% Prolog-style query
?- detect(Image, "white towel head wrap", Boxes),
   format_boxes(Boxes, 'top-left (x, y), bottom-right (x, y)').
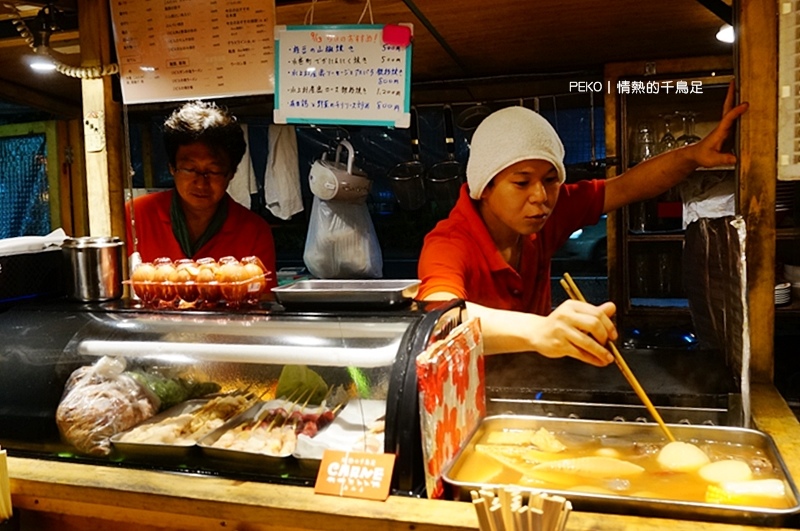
top-left (466, 106), bottom-right (566, 199)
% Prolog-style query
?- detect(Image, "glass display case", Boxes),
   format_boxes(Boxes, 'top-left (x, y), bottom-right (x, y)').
top-left (0, 299), bottom-right (464, 497)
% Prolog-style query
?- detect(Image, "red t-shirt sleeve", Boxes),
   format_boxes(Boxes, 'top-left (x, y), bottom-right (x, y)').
top-left (417, 232), bottom-right (469, 300)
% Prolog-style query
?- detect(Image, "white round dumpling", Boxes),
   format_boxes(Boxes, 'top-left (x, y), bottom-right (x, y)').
top-left (699, 459), bottom-right (753, 484)
top-left (657, 441), bottom-right (711, 472)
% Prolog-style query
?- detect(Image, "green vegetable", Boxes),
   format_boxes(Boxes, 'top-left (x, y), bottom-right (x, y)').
top-left (276, 365), bottom-right (328, 404)
top-left (347, 366), bottom-right (371, 398)
top-left (127, 370), bottom-right (220, 411)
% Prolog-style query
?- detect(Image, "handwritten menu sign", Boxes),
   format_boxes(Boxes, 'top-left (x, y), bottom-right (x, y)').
top-left (109, 0), bottom-right (275, 104)
top-left (274, 25), bottom-right (412, 128)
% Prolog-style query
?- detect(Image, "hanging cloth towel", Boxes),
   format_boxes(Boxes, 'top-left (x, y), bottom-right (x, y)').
top-left (264, 124), bottom-right (303, 220)
top-left (227, 124), bottom-right (258, 208)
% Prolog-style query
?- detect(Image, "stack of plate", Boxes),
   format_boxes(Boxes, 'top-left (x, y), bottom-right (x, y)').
top-left (775, 282), bottom-right (791, 306)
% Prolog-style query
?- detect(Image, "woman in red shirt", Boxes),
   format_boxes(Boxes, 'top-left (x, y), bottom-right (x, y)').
top-left (125, 101), bottom-right (277, 290)
top-left (418, 85), bottom-right (747, 366)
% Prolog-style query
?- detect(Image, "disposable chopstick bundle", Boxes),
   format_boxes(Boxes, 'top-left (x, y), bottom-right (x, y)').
top-left (470, 487), bottom-right (571, 531)
top-left (0, 445), bottom-right (11, 522)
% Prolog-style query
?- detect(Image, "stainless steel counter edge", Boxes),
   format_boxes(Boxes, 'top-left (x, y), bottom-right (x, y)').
top-left (7, 384), bottom-right (800, 531)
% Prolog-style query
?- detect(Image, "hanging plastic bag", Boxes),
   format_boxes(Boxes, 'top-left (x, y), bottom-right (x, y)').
top-left (303, 195), bottom-right (383, 279)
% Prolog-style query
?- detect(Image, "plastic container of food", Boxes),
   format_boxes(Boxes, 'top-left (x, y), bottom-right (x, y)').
top-left (128, 255), bottom-right (270, 309)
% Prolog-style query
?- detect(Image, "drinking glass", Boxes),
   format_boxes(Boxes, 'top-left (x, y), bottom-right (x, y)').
top-left (675, 112), bottom-right (701, 147)
top-left (657, 114), bottom-right (676, 154)
top-left (631, 121), bottom-right (656, 165)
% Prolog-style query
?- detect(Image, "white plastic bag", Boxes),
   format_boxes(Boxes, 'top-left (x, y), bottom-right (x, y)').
top-left (303, 196), bottom-right (383, 278)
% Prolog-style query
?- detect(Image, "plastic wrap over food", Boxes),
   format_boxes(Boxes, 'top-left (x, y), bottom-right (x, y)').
top-left (56, 356), bottom-right (158, 455)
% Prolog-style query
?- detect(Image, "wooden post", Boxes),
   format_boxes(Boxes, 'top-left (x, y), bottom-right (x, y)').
top-left (738, 1), bottom-right (778, 383)
top-left (78, 0), bottom-right (126, 240)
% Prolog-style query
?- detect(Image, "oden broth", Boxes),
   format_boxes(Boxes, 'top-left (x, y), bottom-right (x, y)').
top-left (450, 425), bottom-right (794, 509)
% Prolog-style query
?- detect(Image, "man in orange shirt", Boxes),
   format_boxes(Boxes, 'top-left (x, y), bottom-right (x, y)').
top-left (418, 86), bottom-right (747, 366)
top-left (125, 100), bottom-right (277, 289)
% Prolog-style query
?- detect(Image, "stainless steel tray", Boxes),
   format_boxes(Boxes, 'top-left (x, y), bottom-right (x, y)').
top-left (197, 401), bottom-right (293, 474)
top-left (272, 279), bottom-right (420, 306)
top-left (110, 399), bottom-right (209, 460)
top-left (442, 415), bottom-right (800, 526)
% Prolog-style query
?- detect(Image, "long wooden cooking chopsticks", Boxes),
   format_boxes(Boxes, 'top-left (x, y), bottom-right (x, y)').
top-left (560, 273), bottom-right (676, 442)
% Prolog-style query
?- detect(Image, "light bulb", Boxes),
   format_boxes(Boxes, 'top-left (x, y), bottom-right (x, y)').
top-left (716, 24), bottom-right (734, 43)
top-left (29, 60), bottom-right (56, 72)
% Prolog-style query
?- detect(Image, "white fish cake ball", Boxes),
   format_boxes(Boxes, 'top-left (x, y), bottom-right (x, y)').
top-left (657, 441), bottom-right (711, 472)
top-left (699, 459), bottom-right (753, 484)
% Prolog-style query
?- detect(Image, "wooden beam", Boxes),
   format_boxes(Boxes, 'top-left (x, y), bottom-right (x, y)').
top-left (44, 120), bottom-right (61, 230)
top-left (68, 117), bottom-right (89, 236)
top-left (0, 78), bottom-right (80, 117)
top-left (78, 0), bottom-right (125, 239)
top-left (738, 0), bottom-right (778, 383)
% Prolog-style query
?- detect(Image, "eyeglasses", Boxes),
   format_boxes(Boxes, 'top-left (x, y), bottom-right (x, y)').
top-left (175, 167), bottom-right (230, 183)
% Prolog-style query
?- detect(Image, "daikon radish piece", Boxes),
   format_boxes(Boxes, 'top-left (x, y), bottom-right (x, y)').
top-left (530, 427), bottom-right (566, 453)
top-left (698, 459), bottom-right (753, 484)
top-left (705, 479), bottom-right (787, 507)
top-left (523, 447), bottom-right (573, 464)
top-left (657, 441), bottom-right (710, 472)
top-left (532, 456), bottom-right (645, 478)
top-left (474, 444), bottom-right (538, 478)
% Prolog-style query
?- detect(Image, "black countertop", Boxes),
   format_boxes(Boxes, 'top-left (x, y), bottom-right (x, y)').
top-left (484, 347), bottom-right (738, 416)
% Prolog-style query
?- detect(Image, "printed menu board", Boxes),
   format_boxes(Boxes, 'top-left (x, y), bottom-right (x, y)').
top-left (110, 0), bottom-right (275, 104)
top-left (273, 25), bottom-right (412, 128)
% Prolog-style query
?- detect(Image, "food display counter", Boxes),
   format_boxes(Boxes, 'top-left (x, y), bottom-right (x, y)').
top-left (0, 297), bottom-right (463, 498)
top-left (2, 299), bottom-right (800, 530)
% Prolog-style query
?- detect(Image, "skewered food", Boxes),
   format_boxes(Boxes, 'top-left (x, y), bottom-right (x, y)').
top-left (208, 398), bottom-right (337, 456)
top-left (118, 393), bottom-right (254, 445)
top-left (275, 365), bottom-right (328, 405)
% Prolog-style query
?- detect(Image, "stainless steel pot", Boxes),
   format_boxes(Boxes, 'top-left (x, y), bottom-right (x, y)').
top-left (62, 236), bottom-right (124, 301)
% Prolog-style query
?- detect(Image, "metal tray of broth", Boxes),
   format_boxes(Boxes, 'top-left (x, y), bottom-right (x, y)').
top-left (442, 415), bottom-right (800, 526)
top-left (271, 279), bottom-right (420, 307)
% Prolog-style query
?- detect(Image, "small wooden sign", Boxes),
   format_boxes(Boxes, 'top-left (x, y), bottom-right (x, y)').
top-left (314, 450), bottom-right (396, 501)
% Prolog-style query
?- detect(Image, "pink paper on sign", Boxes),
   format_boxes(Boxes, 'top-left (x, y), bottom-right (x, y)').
top-left (382, 24), bottom-right (412, 47)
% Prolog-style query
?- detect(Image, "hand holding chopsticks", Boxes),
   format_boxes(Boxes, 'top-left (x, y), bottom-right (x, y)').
top-left (560, 273), bottom-right (676, 443)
